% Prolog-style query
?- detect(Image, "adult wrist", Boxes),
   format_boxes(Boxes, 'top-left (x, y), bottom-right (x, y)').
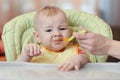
top-left (107, 39), bottom-right (114, 56)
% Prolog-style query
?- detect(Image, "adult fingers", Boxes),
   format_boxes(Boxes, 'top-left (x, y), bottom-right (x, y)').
top-left (79, 43), bottom-right (95, 52)
top-left (73, 32), bottom-right (86, 40)
top-left (78, 39), bottom-right (96, 46)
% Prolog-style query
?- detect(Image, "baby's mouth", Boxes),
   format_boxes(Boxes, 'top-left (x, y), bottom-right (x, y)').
top-left (54, 38), bottom-right (63, 43)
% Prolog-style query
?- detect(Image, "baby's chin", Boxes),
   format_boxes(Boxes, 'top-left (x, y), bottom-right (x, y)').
top-left (46, 43), bottom-right (69, 51)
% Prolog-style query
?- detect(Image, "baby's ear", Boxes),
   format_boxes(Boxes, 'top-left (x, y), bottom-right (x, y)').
top-left (33, 31), bottom-right (41, 43)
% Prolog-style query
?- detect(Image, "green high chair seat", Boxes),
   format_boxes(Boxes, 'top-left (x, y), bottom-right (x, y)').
top-left (2, 10), bottom-right (113, 62)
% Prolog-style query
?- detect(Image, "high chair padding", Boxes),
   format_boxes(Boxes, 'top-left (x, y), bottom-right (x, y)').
top-left (2, 10), bottom-right (113, 62)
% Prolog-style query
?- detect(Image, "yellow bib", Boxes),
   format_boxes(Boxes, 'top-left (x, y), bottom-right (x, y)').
top-left (31, 44), bottom-right (79, 64)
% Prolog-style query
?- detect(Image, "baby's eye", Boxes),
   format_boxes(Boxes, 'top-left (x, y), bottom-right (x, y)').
top-left (60, 28), bottom-right (67, 30)
top-left (45, 29), bottom-right (52, 32)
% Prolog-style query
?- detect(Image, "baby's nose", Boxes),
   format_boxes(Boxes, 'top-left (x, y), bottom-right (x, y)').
top-left (54, 35), bottom-right (62, 37)
top-left (53, 30), bottom-right (61, 37)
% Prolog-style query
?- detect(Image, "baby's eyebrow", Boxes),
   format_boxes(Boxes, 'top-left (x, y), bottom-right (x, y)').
top-left (59, 24), bottom-right (68, 27)
top-left (44, 25), bottom-right (52, 28)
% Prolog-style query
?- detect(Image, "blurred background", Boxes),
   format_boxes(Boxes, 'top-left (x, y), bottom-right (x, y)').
top-left (0, 0), bottom-right (120, 61)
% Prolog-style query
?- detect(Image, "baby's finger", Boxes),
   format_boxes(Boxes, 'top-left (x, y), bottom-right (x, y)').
top-left (25, 45), bottom-right (30, 53)
top-left (57, 63), bottom-right (66, 71)
top-left (37, 45), bottom-right (44, 55)
top-left (29, 44), bottom-right (34, 56)
top-left (36, 45), bottom-right (40, 54)
top-left (74, 65), bottom-right (80, 71)
top-left (57, 63), bottom-right (64, 70)
top-left (33, 44), bottom-right (37, 55)
top-left (61, 64), bottom-right (70, 71)
top-left (64, 63), bottom-right (74, 71)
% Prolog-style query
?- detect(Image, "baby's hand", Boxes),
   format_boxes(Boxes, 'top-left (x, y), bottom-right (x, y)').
top-left (57, 55), bottom-right (81, 71)
top-left (24, 43), bottom-right (43, 57)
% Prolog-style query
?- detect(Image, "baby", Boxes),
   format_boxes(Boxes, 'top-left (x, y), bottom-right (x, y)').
top-left (16, 6), bottom-right (89, 71)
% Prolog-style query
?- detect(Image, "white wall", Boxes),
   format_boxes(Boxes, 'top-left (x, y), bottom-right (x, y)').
top-left (99, 0), bottom-right (120, 27)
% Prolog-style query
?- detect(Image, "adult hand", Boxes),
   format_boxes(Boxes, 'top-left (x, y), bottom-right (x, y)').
top-left (73, 31), bottom-right (112, 55)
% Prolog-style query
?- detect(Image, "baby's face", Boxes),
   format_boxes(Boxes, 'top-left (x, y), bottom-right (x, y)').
top-left (36, 14), bottom-right (71, 51)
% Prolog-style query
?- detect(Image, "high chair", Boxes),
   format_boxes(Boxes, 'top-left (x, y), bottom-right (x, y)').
top-left (2, 10), bottom-right (113, 62)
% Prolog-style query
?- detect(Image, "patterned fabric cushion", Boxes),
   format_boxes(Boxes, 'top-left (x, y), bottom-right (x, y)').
top-left (0, 32), bottom-right (4, 55)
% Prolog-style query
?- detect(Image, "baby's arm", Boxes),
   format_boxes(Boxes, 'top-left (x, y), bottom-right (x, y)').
top-left (16, 43), bottom-right (43, 62)
top-left (58, 53), bottom-right (89, 71)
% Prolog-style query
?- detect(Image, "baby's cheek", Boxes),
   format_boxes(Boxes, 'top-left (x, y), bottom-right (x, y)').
top-left (64, 34), bottom-right (70, 38)
top-left (63, 41), bottom-right (69, 47)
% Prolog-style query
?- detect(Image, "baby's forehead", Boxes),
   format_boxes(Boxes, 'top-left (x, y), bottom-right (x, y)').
top-left (34, 11), bottom-right (67, 26)
top-left (35, 13), bottom-right (67, 24)
top-left (37, 12), bottom-right (66, 19)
